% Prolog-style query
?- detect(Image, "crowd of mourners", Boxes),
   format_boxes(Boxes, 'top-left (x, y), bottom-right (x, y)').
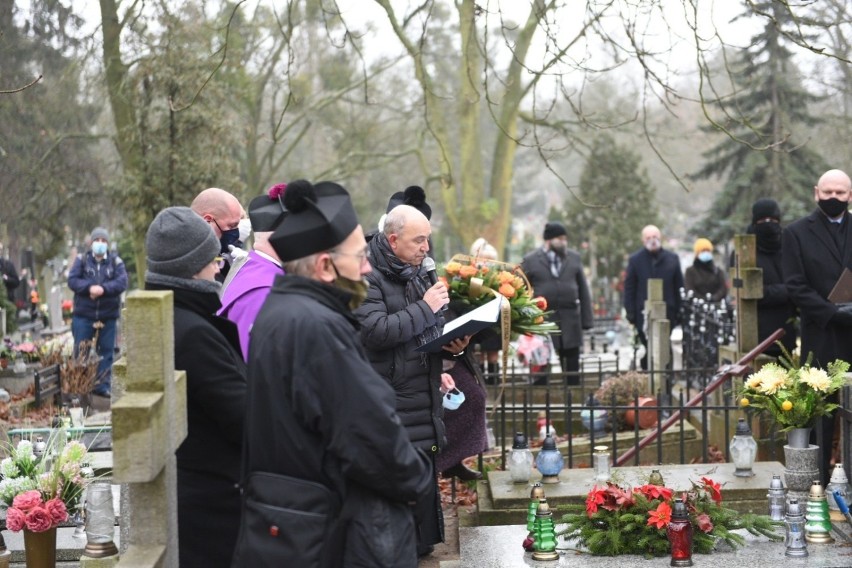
top-left (2, 167), bottom-right (848, 567)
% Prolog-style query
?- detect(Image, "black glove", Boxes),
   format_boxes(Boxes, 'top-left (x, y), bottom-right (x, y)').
top-left (832, 303), bottom-right (852, 326)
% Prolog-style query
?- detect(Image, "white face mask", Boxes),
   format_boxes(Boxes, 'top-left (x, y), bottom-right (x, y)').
top-left (238, 218), bottom-right (252, 243)
top-left (644, 237), bottom-right (661, 252)
top-left (92, 242), bottom-right (108, 256)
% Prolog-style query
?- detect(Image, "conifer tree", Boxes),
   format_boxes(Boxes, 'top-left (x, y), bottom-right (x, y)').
top-left (692, 1), bottom-right (828, 241)
top-left (564, 134), bottom-right (659, 282)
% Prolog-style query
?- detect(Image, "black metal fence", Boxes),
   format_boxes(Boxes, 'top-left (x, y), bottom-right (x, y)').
top-left (477, 359), bottom-right (808, 473)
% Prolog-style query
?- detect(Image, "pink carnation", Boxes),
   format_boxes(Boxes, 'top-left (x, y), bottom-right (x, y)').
top-left (268, 183), bottom-right (287, 199)
top-left (5, 507), bottom-right (24, 532)
top-left (696, 512), bottom-right (714, 533)
top-left (12, 490), bottom-right (43, 512)
top-left (24, 507), bottom-right (53, 532)
top-left (44, 498), bottom-right (68, 524)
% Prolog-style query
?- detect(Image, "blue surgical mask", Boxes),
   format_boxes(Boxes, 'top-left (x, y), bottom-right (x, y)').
top-left (697, 251), bottom-right (713, 263)
top-left (442, 388), bottom-right (465, 410)
top-left (92, 242), bottom-right (108, 257)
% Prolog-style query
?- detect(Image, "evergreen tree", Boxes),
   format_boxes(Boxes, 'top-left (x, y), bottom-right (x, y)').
top-left (0, 0), bottom-right (104, 260)
top-left (692, 1), bottom-right (828, 241)
top-left (564, 134), bottom-right (659, 282)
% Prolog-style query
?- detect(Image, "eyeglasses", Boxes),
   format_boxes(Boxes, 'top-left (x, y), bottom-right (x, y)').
top-left (213, 256), bottom-right (225, 269)
top-left (331, 249), bottom-right (371, 265)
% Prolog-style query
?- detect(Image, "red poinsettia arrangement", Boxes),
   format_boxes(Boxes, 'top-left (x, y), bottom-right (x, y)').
top-left (562, 477), bottom-right (780, 556)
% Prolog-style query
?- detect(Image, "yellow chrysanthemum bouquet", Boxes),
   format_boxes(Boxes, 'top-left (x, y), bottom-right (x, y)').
top-left (738, 351), bottom-right (850, 432)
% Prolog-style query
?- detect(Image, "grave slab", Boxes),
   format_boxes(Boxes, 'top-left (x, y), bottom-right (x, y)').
top-left (460, 524), bottom-right (852, 567)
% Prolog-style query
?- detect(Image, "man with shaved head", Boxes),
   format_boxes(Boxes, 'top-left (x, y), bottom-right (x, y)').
top-left (623, 224), bottom-right (684, 370)
top-left (191, 187), bottom-right (243, 253)
top-left (783, 168), bottom-right (852, 484)
top-left (355, 201), bottom-right (461, 557)
top-left (191, 187), bottom-right (243, 279)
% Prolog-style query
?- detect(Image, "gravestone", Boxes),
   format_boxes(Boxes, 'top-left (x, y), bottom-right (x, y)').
top-left (644, 278), bottom-right (670, 391)
top-left (714, 235), bottom-right (765, 451)
top-left (82, 291), bottom-right (187, 568)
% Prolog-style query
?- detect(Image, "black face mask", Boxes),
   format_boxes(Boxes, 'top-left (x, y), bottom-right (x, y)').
top-left (753, 221), bottom-right (782, 253)
top-left (818, 198), bottom-right (848, 219)
top-left (219, 227), bottom-right (240, 252)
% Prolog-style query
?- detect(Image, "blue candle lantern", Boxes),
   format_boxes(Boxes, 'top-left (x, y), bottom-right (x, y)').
top-left (535, 433), bottom-right (563, 484)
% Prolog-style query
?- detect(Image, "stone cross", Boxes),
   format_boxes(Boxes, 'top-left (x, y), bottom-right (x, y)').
top-left (723, 234), bottom-right (763, 360)
top-left (709, 234), bottom-right (764, 450)
top-left (107, 291), bottom-right (187, 567)
top-left (644, 278), bottom-right (670, 390)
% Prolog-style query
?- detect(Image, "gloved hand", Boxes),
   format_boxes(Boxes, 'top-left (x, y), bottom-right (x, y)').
top-left (832, 303), bottom-right (852, 326)
top-left (227, 244), bottom-right (249, 263)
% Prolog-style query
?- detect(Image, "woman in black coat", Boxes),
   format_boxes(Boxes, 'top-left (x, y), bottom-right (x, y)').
top-left (143, 207), bottom-right (247, 568)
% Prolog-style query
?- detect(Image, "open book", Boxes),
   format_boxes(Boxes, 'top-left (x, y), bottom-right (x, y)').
top-left (415, 295), bottom-right (503, 353)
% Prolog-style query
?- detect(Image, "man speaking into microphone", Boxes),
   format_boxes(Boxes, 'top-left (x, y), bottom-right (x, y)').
top-left (355, 199), bottom-right (464, 558)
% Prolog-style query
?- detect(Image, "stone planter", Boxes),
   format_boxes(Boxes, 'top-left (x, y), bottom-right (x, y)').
top-left (784, 443), bottom-right (819, 502)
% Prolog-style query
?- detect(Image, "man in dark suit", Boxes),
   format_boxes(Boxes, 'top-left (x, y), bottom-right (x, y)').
top-left (783, 168), bottom-right (852, 484)
top-left (623, 224), bottom-right (684, 370)
top-left (521, 222), bottom-right (593, 385)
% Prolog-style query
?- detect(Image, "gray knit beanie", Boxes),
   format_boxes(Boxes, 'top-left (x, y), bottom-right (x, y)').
top-left (145, 207), bottom-right (219, 279)
top-left (91, 227), bottom-right (110, 242)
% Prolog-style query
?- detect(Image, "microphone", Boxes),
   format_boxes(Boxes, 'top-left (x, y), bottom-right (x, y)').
top-left (421, 257), bottom-right (447, 312)
top-left (422, 257), bottom-right (439, 286)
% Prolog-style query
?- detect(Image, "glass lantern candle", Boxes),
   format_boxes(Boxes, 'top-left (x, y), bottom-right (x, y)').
top-left (83, 482), bottom-right (119, 557)
top-left (527, 483), bottom-right (546, 533)
top-left (508, 431), bottom-right (534, 484)
top-left (767, 474), bottom-right (787, 522)
top-left (535, 433), bottom-right (564, 484)
top-left (785, 498), bottom-right (808, 558)
top-left (729, 417), bottom-right (757, 477)
top-left (804, 480), bottom-right (834, 544)
top-left (531, 498), bottom-right (559, 561)
top-left (649, 469), bottom-right (665, 486)
top-left (667, 498), bottom-right (693, 567)
top-left (593, 445), bottom-right (611, 484)
top-left (826, 463), bottom-right (851, 519)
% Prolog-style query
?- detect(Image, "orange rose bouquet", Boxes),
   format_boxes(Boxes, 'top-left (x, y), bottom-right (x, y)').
top-left (440, 254), bottom-right (557, 337)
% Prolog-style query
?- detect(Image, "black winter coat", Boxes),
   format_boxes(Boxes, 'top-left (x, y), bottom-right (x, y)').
top-left (684, 260), bottom-right (727, 302)
top-left (355, 265), bottom-right (445, 453)
top-left (783, 210), bottom-right (852, 367)
top-left (244, 275), bottom-right (432, 568)
top-left (623, 247), bottom-right (684, 331)
top-left (145, 283), bottom-right (247, 568)
top-left (755, 246), bottom-right (798, 356)
top-left (521, 248), bottom-right (593, 350)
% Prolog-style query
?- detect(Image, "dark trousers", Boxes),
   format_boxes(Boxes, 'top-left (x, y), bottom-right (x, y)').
top-left (414, 456), bottom-right (443, 555)
top-left (559, 347), bottom-right (580, 385)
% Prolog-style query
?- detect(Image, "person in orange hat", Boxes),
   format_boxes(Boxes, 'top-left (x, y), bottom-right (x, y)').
top-left (684, 238), bottom-right (727, 302)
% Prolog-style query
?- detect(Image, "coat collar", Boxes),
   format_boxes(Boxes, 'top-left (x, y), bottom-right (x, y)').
top-left (804, 209), bottom-right (852, 264)
top-left (271, 274), bottom-right (360, 328)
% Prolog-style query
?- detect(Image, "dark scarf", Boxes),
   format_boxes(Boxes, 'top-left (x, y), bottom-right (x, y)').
top-left (368, 233), bottom-right (443, 355)
top-left (692, 258), bottom-right (717, 273)
top-left (747, 223), bottom-right (783, 254)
